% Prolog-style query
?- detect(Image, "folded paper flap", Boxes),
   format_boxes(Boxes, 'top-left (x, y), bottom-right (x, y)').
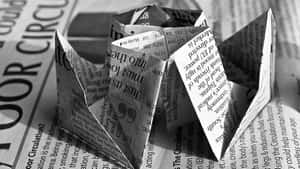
top-left (57, 32), bottom-right (109, 106)
top-left (131, 5), bottom-right (171, 26)
top-left (163, 61), bottom-right (197, 129)
top-left (222, 9), bottom-right (276, 153)
top-left (162, 7), bottom-right (203, 26)
top-left (219, 10), bottom-right (271, 90)
top-left (114, 5), bottom-right (203, 27)
top-left (112, 31), bottom-right (168, 60)
top-left (112, 26), bottom-right (206, 59)
top-left (88, 98), bottom-right (137, 167)
top-left (162, 26), bottom-right (209, 128)
top-left (172, 27), bottom-right (232, 159)
top-left (109, 44), bottom-right (166, 106)
top-left (221, 60), bottom-right (258, 89)
top-left (108, 43), bottom-right (166, 167)
top-left (210, 11), bottom-right (277, 156)
top-left (112, 31), bottom-right (164, 49)
top-left (164, 26), bottom-right (208, 55)
top-left (55, 31), bottom-right (134, 168)
top-left (269, 9), bottom-right (276, 98)
top-left (72, 57), bottom-right (109, 105)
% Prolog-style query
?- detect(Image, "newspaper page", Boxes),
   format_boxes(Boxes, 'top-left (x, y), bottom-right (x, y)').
top-left (2, 0), bottom-right (300, 169)
top-left (0, 0), bottom-right (77, 168)
top-left (140, 99), bottom-right (300, 169)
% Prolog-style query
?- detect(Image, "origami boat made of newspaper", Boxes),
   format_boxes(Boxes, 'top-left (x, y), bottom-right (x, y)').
top-left (55, 5), bottom-right (276, 169)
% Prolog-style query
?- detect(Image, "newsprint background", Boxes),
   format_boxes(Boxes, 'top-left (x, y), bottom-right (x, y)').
top-left (1, 0), bottom-right (300, 169)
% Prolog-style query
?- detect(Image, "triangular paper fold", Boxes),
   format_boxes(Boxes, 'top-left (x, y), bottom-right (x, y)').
top-left (55, 32), bottom-right (134, 168)
top-left (108, 43), bottom-right (166, 167)
top-left (219, 9), bottom-right (276, 152)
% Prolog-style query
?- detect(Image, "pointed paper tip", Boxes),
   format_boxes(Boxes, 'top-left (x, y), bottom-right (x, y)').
top-left (55, 30), bottom-right (67, 49)
top-left (54, 30), bottom-right (79, 56)
top-left (55, 30), bottom-right (63, 41)
top-left (55, 30), bottom-right (72, 47)
top-left (266, 8), bottom-right (276, 28)
top-left (267, 8), bottom-right (274, 18)
top-left (267, 8), bottom-right (273, 14)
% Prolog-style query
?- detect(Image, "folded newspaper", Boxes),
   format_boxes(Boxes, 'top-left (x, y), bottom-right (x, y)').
top-left (55, 5), bottom-right (275, 169)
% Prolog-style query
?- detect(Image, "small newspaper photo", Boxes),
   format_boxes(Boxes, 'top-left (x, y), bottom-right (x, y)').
top-left (1, 1), bottom-right (300, 169)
